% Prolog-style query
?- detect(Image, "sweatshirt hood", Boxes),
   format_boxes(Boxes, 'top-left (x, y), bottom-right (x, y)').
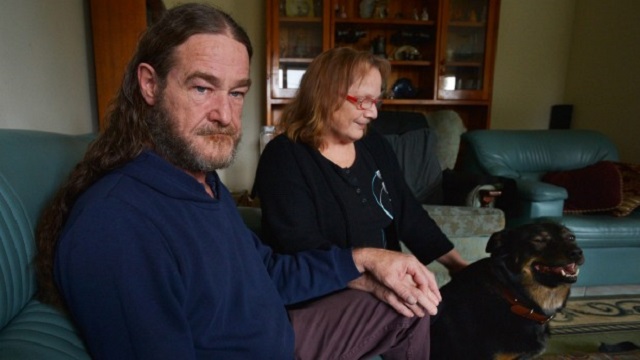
top-left (115, 150), bottom-right (223, 203)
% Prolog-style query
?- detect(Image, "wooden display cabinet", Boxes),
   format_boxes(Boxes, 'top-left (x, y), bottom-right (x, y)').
top-left (89, 0), bottom-right (165, 131)
top-left (266, 0), bottom-right (500, 130)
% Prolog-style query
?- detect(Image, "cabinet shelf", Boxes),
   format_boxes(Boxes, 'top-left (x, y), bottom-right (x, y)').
top-left (389, 60), bottom-right (433, 66)
top-left (449, 21), bottom-right (487, 27)
top-left (445, 61), bottom-right (482, 67)
top-left (383, 98), bottom-right (488, 106)
top-left (279, 16), bottom-right (322, 23)
top-left (280, 57), bottom-right (315, 64)
top-left (335, 18), bottom-right (436, 27)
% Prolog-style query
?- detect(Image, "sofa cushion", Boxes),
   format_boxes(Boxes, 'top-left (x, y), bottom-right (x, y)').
top-left (422, 205), bottom-right (505, 237)
top-left (0, 300), bottom-right (88, 360)
top-left (237, 206), bottom-right (263, 236)
top-left (612, 162), bottom-right (640, 217)
top-left (371, 110), bottom-right (428, 135)
top-left (0, 130), bottom-right (93, 330)
top-left (0, 130), bottom-right (94, 359)
top-left (542, 161), bottom-right (623, 213)
top-left (0, 173), bottom-right (37, 330)
top-left (383, 128), bottom-right (443, 204)
top-left (542, 213), bottom-right (640, 247)
top-left (425, 110), bottom-right (466, 171)
top-left (461, 130), bottom-right (620, 179)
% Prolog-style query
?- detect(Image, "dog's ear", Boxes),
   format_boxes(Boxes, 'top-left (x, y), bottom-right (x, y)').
top-left (486, 229), bottom-right (508, 255)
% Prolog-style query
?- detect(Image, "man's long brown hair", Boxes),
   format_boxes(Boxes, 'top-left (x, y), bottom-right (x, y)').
top-left (35, 3), bottom-right (253, 308)
top-left (278, 47), bottom-right (390, 150)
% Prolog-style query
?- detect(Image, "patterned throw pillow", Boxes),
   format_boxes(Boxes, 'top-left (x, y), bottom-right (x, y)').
top-left (426, 110), bottom-right (466, 171)
top-left (612, 162), bottom-right (640, 217)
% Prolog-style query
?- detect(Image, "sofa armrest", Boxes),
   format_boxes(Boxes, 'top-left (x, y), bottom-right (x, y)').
top-left (516, 178), bottom-right (568, 202)
top-left (237, 206), bottom-right (262, 236)
top-left (422, 205), bottom-right (505, 238)
top-left (508, 179), bottom-right (567, 221)
top-left (418, 205), bottom-right (505, 286)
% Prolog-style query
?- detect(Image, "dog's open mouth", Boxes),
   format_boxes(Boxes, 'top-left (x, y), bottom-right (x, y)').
top-left (533, 262), bottom-right (580, 282)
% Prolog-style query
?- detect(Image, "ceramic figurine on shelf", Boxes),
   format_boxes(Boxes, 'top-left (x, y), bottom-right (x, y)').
top-left (297, 1), bottom-right (310, 17)
top-left (421, 8), bottom-right (429, 21)
top-left (413, 8), bottom-right (419, 20)
top-left (470, 10), bottom-right (478, 23)
top-left (340, 5), bottom-right (347, 18)
top-left (359, 0), bottom-right (375, 18)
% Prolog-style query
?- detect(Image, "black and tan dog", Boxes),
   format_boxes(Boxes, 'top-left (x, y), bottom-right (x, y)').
top-left (430, 222), bottom-right (585, 360)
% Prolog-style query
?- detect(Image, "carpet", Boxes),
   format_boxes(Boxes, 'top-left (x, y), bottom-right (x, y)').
top-left (540, 294), bottom-right (640, 359)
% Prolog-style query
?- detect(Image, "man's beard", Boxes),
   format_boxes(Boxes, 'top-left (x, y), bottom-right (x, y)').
top-left (147, 98), bottom-right (242, 173)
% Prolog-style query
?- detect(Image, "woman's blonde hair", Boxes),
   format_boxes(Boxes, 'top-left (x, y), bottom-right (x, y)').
top-left (278, 47), bottom-right (390, 149)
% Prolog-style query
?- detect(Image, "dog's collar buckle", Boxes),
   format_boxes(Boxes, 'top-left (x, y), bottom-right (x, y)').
top-left (501, 288), bottom-right (554, 325)
top-left (509, 303), bottom-right (554, 324)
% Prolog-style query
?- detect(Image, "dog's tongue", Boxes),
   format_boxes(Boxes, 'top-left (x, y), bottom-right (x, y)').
top-left (537, 262), bottom-right (579, 277)
top-left (564, 263), bottom-right (578, 275)
top-left (551, 263), bottom-right (578, 276)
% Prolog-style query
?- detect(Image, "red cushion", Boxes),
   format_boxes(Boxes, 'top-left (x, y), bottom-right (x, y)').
top-left (542, 161), bottom-right (623, 213)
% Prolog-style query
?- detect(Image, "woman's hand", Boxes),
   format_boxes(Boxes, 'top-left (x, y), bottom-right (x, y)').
top-left (351, 248), bottom-right (441, 316)
top-left (437, 248), bottom-right (469, 276)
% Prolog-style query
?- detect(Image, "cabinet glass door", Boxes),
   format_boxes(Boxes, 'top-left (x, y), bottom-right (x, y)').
top-left (271, 0), bottom-right (325, 98)
top-left (331, 0), bottom-right (437, 102)
top-left (438, 0), bottom-right (495, 100)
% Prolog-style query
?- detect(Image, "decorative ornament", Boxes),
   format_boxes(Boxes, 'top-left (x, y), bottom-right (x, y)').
top-left (421, 8), bottom-right (429, 21)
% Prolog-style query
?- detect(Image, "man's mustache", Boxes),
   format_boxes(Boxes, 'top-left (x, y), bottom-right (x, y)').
top-left (196, 126), bottom-right (239, 138)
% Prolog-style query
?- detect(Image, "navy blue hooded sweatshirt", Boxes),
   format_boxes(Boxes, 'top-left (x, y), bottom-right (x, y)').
top-left (55, 151), bottom-right (360, 359)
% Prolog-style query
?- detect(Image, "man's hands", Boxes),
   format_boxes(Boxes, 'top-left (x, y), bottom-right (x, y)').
top-left (350, 248), bottom-right (441, 317)
top-left (349, 274), bottom-right (430, 318)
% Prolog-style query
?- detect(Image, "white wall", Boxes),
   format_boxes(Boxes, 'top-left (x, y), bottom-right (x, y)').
top-left (491, 0), bottom-right (576, 129)
top-left (0, 0), bottom-right (264, 192)
top-left (492, 0), bottom-right (640, 164)
top-left (0, 0), bottom-right (96, 134)
top-left (564, 0), bottom-right (640, 163)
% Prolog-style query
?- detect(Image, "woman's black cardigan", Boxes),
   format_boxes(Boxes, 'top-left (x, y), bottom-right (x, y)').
top-left (254, 129), bottom-right (453, 265)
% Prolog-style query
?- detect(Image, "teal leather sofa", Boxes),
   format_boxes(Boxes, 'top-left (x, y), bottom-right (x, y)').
top-left (459, 129), bottom-right (640, 287)
top-left (0, 129), bottom-right (92, 359)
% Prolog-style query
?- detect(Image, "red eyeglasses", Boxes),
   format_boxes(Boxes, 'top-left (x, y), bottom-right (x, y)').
top-left (345, 95), bottom-right (382, 110)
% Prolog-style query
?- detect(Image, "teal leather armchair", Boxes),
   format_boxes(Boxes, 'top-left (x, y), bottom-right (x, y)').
top-left (0, 129), bottom-right (93, 359)
top-left (459, 129), bottom-right (640, 288)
